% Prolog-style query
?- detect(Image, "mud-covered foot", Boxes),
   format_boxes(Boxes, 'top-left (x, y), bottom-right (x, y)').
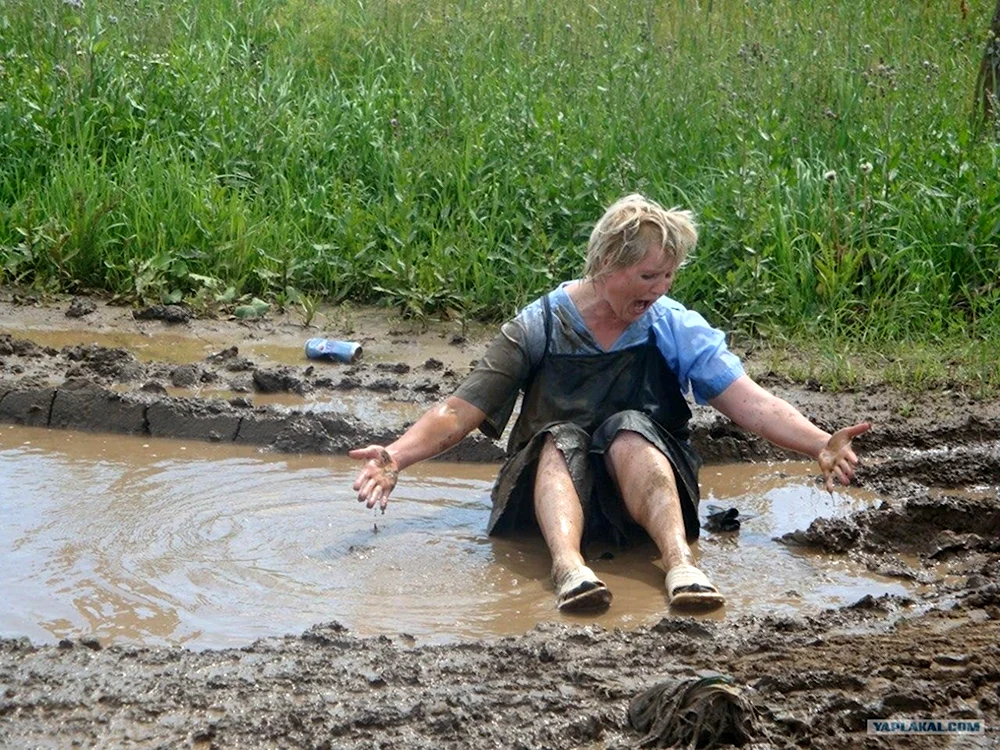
top-left (554, 566), bottom-right (612, 613)
top-left (666, 563), bottom-right (725, 610)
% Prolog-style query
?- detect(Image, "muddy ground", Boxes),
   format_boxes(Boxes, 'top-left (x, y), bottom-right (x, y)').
top-left (1, 292), bottom-right (999, 748)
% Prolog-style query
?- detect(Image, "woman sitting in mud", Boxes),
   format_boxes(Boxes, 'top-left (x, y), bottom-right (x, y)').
top-left (351, 194), bottom-right (869, 613)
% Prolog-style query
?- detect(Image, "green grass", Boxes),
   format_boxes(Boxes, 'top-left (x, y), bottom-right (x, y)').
top-left (1, 0), bottom-right (999, 347)
top-left (739, 334), bottom-right (1000, 400)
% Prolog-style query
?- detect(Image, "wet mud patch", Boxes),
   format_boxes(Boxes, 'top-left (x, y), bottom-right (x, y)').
top-left (0, 610), bottom-right (997, 749)
top-left (3, 329), bottom-right (1000, 468)
top-left (0, 333), bottom-right (48, 359)
top-left (860, 442), bottom-right (1000, 492)
top-left (63, 343), bottom-right (144, 382)
top-left (782, 493), bottom-right (1000, 558)
top-left (0, 333), bottom-right (505, 460)
top-left (65, 296), bottom-right (97, 318)
top-left (1, 295), bottom-right (999, 748)
top-left (781, 491), bottom-right (1000, 617)
top-left (132, 303), bottom-right (193, 323)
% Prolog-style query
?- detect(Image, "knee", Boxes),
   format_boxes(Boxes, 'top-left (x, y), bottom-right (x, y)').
top-left (606, 430), bottom-right (676, 488)
top-left (606, 429), bottom-right (654, 461)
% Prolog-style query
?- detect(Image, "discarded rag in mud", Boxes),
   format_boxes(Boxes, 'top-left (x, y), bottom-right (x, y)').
top-left (628, 674), bottom-right (762, 749)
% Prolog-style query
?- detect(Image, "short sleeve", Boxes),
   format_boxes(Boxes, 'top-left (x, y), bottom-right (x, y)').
top-left (653, 302), bottom-right (745, 405)
top-left (452, 316), bottom-right (533, 439)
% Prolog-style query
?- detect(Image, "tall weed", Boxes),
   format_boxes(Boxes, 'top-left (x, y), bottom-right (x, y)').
top-left (0, 0), bottom-right (997, 343)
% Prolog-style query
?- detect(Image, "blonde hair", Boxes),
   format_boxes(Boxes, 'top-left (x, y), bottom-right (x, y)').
top-left (583, 194), bottom-right (698, 280)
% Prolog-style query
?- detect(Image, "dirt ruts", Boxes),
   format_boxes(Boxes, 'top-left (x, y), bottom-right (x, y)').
top-left (2, 331), bottom-right (1000, 471)
top-left (0, 332), bottom-right (502, 460)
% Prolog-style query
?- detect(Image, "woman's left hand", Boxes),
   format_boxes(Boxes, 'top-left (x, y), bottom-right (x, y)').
top-left (817, 422), bottom-right (871, 492)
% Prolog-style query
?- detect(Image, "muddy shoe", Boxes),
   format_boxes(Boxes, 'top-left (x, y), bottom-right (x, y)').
top-left (554, 566), bottom-right (612, 613)
top-left (666, 564), bottom-right (725, 610)
top-left (703, 504), bottom-right (749, 533)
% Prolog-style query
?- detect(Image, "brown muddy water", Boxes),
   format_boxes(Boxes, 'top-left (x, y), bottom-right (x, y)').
top-left (0, 323), bottom-right (467, 370)
top-left (0, 424), bottom-right (913, 650)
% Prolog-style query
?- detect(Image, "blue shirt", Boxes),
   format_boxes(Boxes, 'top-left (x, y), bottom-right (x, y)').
top-left (515, 283), bottom-right (745, 404)
top-left (454, 282), bottom-right (745, 427)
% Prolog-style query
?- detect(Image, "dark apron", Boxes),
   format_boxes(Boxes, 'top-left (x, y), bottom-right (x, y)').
top-left (488, 296), bottom-right (703, 544)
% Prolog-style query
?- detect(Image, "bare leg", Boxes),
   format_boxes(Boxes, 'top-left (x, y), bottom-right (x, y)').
top-left (534, 433), bottom-right (611, 611)
top-left (605, 430), bottom-right (724, 608)
top-left (605, 431), bottom-right (691, 568)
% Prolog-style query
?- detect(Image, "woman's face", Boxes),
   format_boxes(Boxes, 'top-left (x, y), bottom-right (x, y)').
top-left (600, 244), bottom-right (676, 323)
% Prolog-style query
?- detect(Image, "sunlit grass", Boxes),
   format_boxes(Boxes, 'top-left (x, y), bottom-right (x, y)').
top-left (743, 335), bottom-right (1000, 399)
top-left (1, 0), bottom-right (998, 349)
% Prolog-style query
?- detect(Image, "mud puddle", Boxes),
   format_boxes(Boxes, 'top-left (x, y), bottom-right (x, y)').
top-left (0, 425), bottom-right (914, 650)
top-left (0, 324), bottom-right (331, 369)
top-left (3, 295), bottom-right (1000, 749)
top-left (0, 312), bottom-right (479, 371)
top-left (154, 385), bottom-right (428, 424)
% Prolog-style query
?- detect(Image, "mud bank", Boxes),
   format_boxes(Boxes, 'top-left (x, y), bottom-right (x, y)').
top-left (0, 329), bottom-right (509, 461)
top-left (3, 292), bottom-right (1000, 464)
top-left (3, 328), bottom-right (1000, 467)
top-left (2, 294), bottom-right (1000, 748)
top-left (0, 370), bottom-right (504, 461)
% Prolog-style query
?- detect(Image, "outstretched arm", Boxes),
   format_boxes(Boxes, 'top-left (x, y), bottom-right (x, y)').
top-left (349, 396), bottom-right (487, 511)
top-left (708, 375), bottom-right (870, 492)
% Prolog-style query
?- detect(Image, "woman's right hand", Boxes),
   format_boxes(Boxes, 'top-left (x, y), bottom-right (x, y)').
top-left (349, 445), bottom-right (400, 512)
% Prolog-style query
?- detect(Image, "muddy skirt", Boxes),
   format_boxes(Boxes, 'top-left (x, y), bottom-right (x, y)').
top-left (486, 409), bottom-right (702, 546)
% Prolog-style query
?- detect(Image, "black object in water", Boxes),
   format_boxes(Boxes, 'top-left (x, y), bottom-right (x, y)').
top-left (702, 505), bottom-right (755, 533)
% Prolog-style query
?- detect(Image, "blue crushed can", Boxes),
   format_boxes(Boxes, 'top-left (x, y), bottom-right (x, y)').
top-left (304, 338), bottom-right (362, 363)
